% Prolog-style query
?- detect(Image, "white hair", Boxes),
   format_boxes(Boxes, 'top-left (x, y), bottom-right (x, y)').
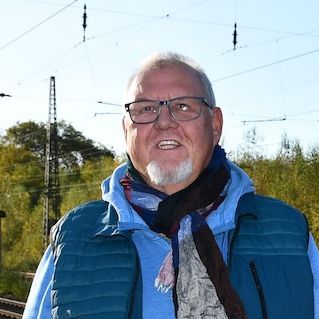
top-left (126, 52), bottom-right (216, 107)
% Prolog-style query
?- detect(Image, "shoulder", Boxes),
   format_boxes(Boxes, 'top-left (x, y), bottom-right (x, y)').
top-left (253, 194), bottom-right (307, 224)
top-left (238, 192), bottom-right (306, 222)
top-left (50, 200), bottom-right (109, 245)
top-left (234, 193), bottom-right (310, 254)
top-left (58, 200), bottom-right (107, 224)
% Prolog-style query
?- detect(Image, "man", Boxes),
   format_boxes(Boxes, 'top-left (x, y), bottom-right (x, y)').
top-left (23, 52), bottom-right (319, 319)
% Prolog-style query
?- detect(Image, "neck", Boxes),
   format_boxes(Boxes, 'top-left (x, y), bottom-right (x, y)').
top-left (146, 176), bottom-right (197, 195)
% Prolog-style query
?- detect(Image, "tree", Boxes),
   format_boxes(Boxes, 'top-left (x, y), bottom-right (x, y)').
top-left (1, 120), bottom-right (115, 169)
top-left (0, 144), bottom-right (43, 207)
top-left (60, 157), bottom-right (119, 213)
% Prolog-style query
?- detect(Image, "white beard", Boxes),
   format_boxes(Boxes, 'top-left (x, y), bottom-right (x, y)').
top-left (146, 159), bottom-right (193, 186)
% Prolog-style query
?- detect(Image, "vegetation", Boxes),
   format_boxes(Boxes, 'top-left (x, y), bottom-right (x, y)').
top-left (0, 121), bottom-right (117, 300)
top-left (233, 134), bottom-right (319, 239)
top-left (0, 122), bottom-right (318, 301)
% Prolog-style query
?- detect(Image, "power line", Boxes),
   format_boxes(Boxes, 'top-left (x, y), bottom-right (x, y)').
top-left (0, 160), bottom-right (43, 170)
top-left (232, 77), bottom-right (319, 109)
top-left (94, 112), bottom-right (122, 116)
top-left (9, 3), bottom-right (318, 94)
top-left (26, 2), bottom-right (317, 39)
top-left (242, 117), bottom-right (287, 125)
top-left (12, 17), bottom-right (160, 91)
top-left (9, 181), bottom-right (102, 197)
top-left (0, 0), bottom-right (79, 51)
top-left (166, 17), bottom-right (319, 38)
top-left (237, 107), bottom-right (319, 126)
top-left (0, 149), bottom-right (114, 172)
top-left (213, 47), bottom-right (319, 82)
top-left (97, 101), bottom-right (121, 106)
top-left (0, 155), bottom-right (118, 187)
top-left (287, 108), bottom-right (319, 118)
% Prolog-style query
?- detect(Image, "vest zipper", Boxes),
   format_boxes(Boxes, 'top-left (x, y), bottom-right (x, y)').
top-left (249, 261), bottom-right (268, 319)
top-left (123, 232), bottom-right (141, 319)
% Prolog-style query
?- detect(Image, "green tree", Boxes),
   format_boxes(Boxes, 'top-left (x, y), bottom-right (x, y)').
top-left (0, 144), bottom-right (43, 269)
top-left (60, 157), bottom-right (119, 213)
top-left (1, 120), bottom-right (115, 169)
top-left (0, 122), bottom-right (120, 300)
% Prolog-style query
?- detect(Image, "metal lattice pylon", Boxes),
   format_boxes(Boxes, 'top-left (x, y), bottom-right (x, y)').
top-left (43, 76), bottom-right (60, 250)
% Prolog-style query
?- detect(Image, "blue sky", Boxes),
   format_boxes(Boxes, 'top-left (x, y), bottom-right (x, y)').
top-left (1, 0), bottom-right (318, 157)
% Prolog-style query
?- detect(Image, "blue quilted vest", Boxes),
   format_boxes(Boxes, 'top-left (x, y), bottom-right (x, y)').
top-left (51, 193), bottom-right (314, 319)
top-left (50, 201), bottom-right (142, 319)
top-left (229, 193), bottom-right (314, 319)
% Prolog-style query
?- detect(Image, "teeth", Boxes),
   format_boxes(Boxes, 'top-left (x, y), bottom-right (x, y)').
top-left (157, 140), bottom-right (179, 150)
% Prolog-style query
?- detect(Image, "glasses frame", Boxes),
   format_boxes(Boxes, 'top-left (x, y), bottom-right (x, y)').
top-left (124, 96), bottom-right (212, 124)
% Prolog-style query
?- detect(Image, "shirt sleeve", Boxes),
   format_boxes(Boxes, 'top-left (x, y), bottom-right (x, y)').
top-left (22, 245), bottom-right (54, 319)
top-left (308, 233), bottom-right (319, 319)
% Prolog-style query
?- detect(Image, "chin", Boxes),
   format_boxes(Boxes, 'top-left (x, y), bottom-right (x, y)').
top-left (146, 159), bottom-right (193, 187)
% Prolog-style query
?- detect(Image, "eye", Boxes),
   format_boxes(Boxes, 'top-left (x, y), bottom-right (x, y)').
top-left (140, 104), bottom-right (157, 114)
top-left (175, 103), bottom-right (192, 112)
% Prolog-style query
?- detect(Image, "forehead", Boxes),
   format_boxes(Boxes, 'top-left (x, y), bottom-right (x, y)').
top-left (126, 65), bottom-right (204, 100)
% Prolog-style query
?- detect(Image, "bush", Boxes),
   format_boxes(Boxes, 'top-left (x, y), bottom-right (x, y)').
top-left (0, 269), bottom-right (31, 301)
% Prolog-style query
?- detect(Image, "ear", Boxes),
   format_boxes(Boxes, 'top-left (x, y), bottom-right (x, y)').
top-left (212, 107), bottom-right (223, 144)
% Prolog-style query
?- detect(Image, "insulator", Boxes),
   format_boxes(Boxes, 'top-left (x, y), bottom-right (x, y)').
top-left (233, 22), bottom-right (238, 50)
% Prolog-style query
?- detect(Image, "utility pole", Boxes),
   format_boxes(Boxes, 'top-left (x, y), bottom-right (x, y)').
top-left (43, 76), bottom-right (60, 250)
top-left (0, 210), bottom-right (6, 271)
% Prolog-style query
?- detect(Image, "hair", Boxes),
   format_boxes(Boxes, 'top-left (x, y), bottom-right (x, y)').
top-left (126, 52), bottom-right (216, 107)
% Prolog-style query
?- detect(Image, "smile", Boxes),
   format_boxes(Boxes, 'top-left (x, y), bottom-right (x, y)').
top-left (157, 140), bottom-right (180, 150)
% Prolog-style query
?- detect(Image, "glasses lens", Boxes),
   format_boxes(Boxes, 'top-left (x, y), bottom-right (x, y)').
top-left (170, 97), bottom-right (203, 120)
top-left (128, 101), bottom-right (159, 123)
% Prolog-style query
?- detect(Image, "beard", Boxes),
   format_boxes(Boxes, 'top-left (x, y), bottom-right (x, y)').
top-left (146, 158), bottom-right (193, 187)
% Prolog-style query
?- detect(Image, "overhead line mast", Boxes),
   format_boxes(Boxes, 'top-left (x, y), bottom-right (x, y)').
top-left (43, 76), bottom-right (60, 250)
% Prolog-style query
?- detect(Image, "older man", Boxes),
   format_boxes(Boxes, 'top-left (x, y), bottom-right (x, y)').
top-left (23, 52), bottom-right (319, 319)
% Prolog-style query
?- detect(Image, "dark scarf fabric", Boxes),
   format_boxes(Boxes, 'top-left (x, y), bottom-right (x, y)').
top-left (122, 146), bottom-right (246, 319)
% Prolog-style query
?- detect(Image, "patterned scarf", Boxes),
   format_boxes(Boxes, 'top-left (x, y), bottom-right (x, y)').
top-left (121, 146), bottom-right (246, 319)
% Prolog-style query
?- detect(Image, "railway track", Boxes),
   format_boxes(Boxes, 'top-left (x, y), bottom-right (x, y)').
top-left (0, 297), bottom-right (25, 319)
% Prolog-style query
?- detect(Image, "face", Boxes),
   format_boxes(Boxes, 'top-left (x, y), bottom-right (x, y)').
top-left (123, 65), bottom-right (223, 194)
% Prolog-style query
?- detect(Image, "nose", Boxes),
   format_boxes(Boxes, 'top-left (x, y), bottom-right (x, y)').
top-left (154, 104), bottom-right (178, 130)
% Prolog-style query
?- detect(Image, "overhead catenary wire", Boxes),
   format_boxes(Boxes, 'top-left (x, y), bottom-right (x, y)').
top-left (7, 181), bottom-right (102, 198)
top-left (18, 1), bottom-right (318, 39)
top-left (213, 47), bottom-right (319, 83)
top-left (242, 117), bottom-right (287, 125)
top-left (11, 15), bottom-right (164, 92)
top-left (11, 45), bottom-right (319, 109)
top-left (7, 2), bottom-right (318, 96)
top-left (11, 0), bottom-right (319, 40)
top-left (0, 165), bottom-right (116, 185)
top-left (8, 0), bottom-right (317, 92)
top-left (2, 1), bottom-right (318, 159)
top-left (0, 144), bottom-right (113, 170)
top-left (0, 0), bottom-right (79, 51)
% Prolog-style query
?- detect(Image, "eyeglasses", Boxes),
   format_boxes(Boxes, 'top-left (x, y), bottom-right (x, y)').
top-left (124, 96), bottom-right (212, 124)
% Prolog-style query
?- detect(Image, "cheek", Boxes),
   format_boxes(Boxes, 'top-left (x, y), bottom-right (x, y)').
top-left (189, 121), bottom-right (215, 159)
top-left (126, 128), bottom-right (138, 154)
top-left (192, 120), bottom-right (214, 146)
top-left (126, 126), bottom-right (150, 159)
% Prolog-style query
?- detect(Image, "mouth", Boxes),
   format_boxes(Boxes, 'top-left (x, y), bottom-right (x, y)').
top-left (156, 140), bottom-right (180, 150)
